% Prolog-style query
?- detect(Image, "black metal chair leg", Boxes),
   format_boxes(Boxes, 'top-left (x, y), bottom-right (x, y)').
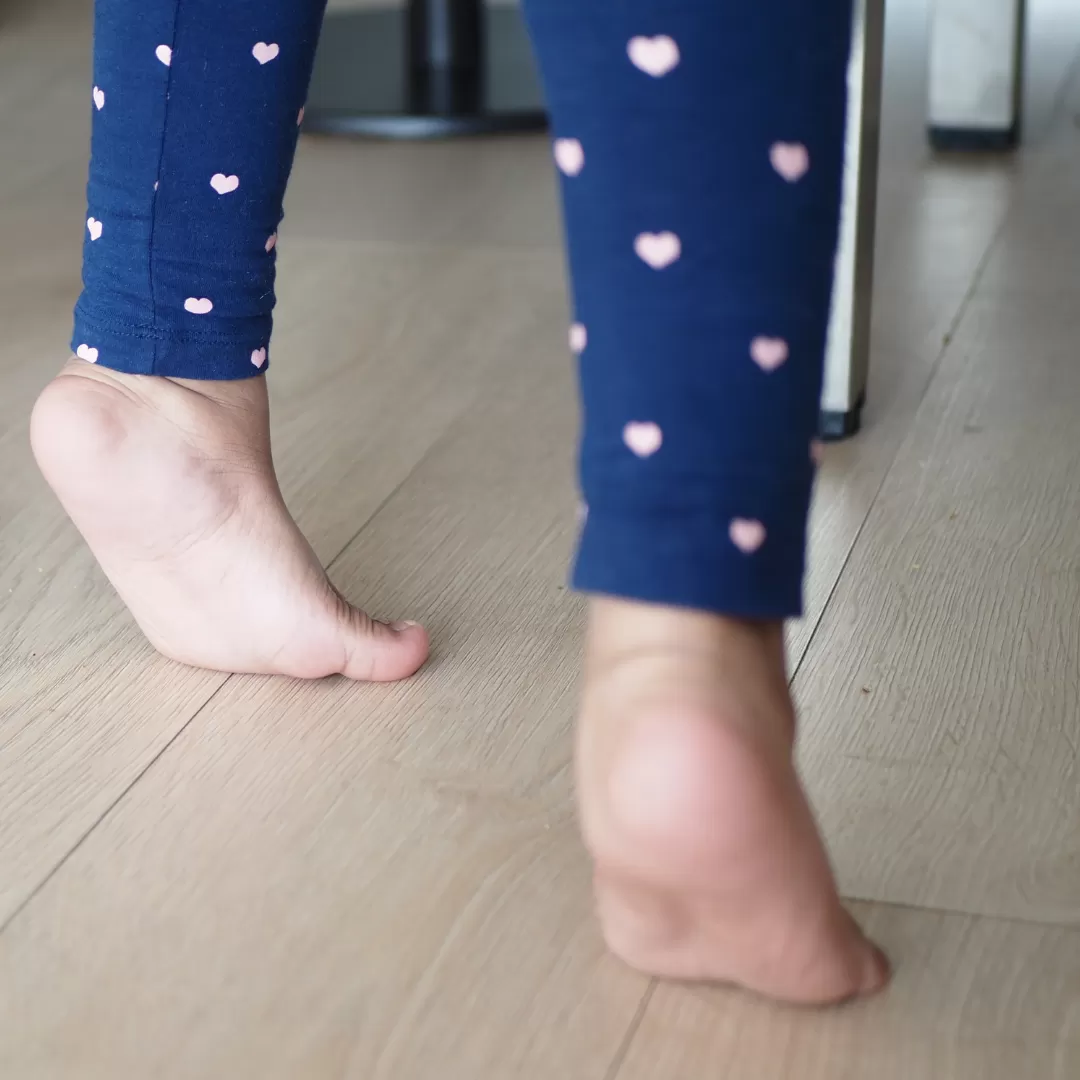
top-left (303, 0), bottom-right (548, 139)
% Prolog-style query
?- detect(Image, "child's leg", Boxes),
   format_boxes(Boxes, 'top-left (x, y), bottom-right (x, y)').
top-left (32, 0), bottom-right (428, 680)
top-left (523, 0), bottom-right (888, 1000)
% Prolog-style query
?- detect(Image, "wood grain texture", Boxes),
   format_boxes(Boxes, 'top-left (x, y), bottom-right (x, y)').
top-left (795, 96), bottom-right (1080, 922)
top-left (0, 688), bottom-right (644, 1080)
top-left (0, 241), bottom-right (565, 925)
top-left (616, 902), bottom-right (1080, 1080)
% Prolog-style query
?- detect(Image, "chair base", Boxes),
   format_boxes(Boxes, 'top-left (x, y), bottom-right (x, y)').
top-left (928, 124), bottom-right (1019, 152)
top-left (819, 396), bottom-right (865, 442)
top-left (303, 8), bottom-right (548, 139)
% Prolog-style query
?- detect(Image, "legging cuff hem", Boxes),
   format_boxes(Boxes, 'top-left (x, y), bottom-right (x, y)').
top-left (70, 317), bottom-right (271, 380)
top-left (573, 504), bottom-right (807, 619)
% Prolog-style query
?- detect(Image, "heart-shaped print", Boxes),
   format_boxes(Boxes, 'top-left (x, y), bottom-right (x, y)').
top-left (75, 343), bottom-right (99, 364)
top-left (750, 336), bottom-right (789, 372)
top-left (155, 44), bottom-right (172, 67)
top-left (210, 173), bottom-right (240, 195)
top-left (184, 297), bottom-right (213, 315)
top-left (627, 35), bottom-right (680, 77)
top-left (634, 231), bottom-right (681, 270)
top-left (252, 42), bottom-right (280, 65)
top-left (810, 439), bottom-right (826, 466)
top-left (297, 106), bottom-right (305, 126)
top-left (623, 421), bottom-right (663, 458)
top-left (554, 138), bottom-right (585, 177)
top-left (86, 217), bottom-right (103, 242)
top-left (729, 519), bottom-right (766, 554)
top-left (569, 323), bottom-right (588, 354)
top-left (770, 141), bottom-right (810, 182)
top-left (251, 348), bottom-right (267, 369)
top-left (265, 233), bottom-right (278, 253)
top-left (93, 86), bottom-right (105, 111)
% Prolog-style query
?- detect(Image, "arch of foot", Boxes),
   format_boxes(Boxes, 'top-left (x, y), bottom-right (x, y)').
top-left (72, 0), bottom-right (326, 380)
top-left (527, 1), bottom-right (854, 617)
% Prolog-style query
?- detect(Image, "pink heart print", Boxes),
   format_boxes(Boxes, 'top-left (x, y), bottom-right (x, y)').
top-left (810, 439), bottom-right (826, 466)
top-left (86, 217), bottom-right (103, 241)
top-left (569, 323), bottom-right (588, 354)
top-left (155, 44), bottom-right (172, 66)
top-left (210, 173), bottom-right (240, 195)
top-left (265, 233), bottom-right (278, 253)
top-left (92, 86), bottom-right (105, 110)
top-left (627, 35), bottom-right (681, 77)
top-left (750, 336), bottom-right (789, 372)
top-left (634, 232), bottom-right (681, 270)
top-left (76, 344), bottom-right (99, 364)
top-left (184, 297), bottom-right (214, 315)
top-left (770, 142), bottom-right (810, 182)
top-left (729, 519), bottom-right (766, 554)
top-left (623, 421), bottom-right (663, 458)
top-left (297, 106), bottom-right (305, 126)
top-left (554, 138), bottom-right (585, 177)
top-left (252, 42), bottom-right (280, 65)
top-left (251, 348), bottom-right (267, 369)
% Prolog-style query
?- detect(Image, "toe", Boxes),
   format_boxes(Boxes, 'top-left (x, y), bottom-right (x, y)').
top-left (812, 917), bottom-right (891, 1005)
top-left (337, 604), bottom-right (430, 682)
top-left (859, 941), bottom-right (891, 997)
top-left (838, 908), bottom-right (891, 999)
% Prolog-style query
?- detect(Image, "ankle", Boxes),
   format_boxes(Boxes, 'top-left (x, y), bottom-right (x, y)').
top-left (59, 355), bottom-right (266, 412)
top-left (45, 358), bottom-right (271, 456)
top-left (31, 358), bottom-right (267, 524)
top-left (585, 597), bottom-right (791, 728)
top-left (587, 596), bottom-right (784, 665)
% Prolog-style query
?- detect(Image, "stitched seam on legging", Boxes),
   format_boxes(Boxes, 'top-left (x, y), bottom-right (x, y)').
top-left (74, 313), bottom-right (268, 346)
top-left (147, 0), bottom-right (182, 376)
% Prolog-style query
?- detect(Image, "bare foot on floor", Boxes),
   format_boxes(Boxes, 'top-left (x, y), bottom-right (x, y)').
top-left (31, 358), bottom-right (428, 681)
top-left (577, 598), bottom-right (889, 1004)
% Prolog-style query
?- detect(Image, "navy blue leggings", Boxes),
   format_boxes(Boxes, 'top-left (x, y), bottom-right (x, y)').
top-left (75, 0), bottom-right (853, 619)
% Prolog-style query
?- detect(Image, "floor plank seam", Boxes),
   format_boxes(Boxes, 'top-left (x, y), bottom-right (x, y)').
top-left (603, 981), bottom-right (657, 1080)
top-left (790, 214), bottom-right (1009, 687)
top-left (320, 363), bottom-right (510, 574)
top-left (837, 892), bottom-right (1080, 934)
top-left (0, 350), bottom-right (492, 935)
top-left (0, 674), bottom-right (233, 936)
top-left (278, 228), bottom-right (563, 260)
top-left (1046, 41), bottom-right (1080, 123)
top-left (792, 33), bottom-right (1080, 690)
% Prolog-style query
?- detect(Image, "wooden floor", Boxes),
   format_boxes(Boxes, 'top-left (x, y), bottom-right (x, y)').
top-left (2, 0), bottom-right (1080, 1075)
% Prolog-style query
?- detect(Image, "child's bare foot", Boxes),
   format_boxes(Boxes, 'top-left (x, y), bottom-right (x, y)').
top-left (30, 358), bottom-right (428, 681)
top-left (577, 598), bottom-right (889, 1004)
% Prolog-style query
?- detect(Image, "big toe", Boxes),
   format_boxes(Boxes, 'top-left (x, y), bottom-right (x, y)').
top-left (337, 604), bottom-right (430, 682)
top-left (858, 940), bottom-right (892, 997)
top-left (796, 915), bottom-right (890, 1005)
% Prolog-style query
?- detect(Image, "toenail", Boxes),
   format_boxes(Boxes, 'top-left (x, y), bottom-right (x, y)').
top-left (390, 620), bottom-right (420, 632)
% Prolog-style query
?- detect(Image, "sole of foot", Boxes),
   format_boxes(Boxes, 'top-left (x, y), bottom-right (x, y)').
top-left (577, 598), bottom-right (889, 1004)
top-left (31, 358), bottom-right (429, 682)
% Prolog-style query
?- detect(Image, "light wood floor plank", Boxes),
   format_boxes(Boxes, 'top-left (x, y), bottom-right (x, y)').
top-left (0, 243), bottom-right (1014, 1078)
top-left (615, 903), bottom-right (1080, 1080)
top-left (794, 99), bottom-right (1080, 923)
top-left (0, 241), bottom-right (550, 924)
top-left (0, 696), bottom-right (645, 1079)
